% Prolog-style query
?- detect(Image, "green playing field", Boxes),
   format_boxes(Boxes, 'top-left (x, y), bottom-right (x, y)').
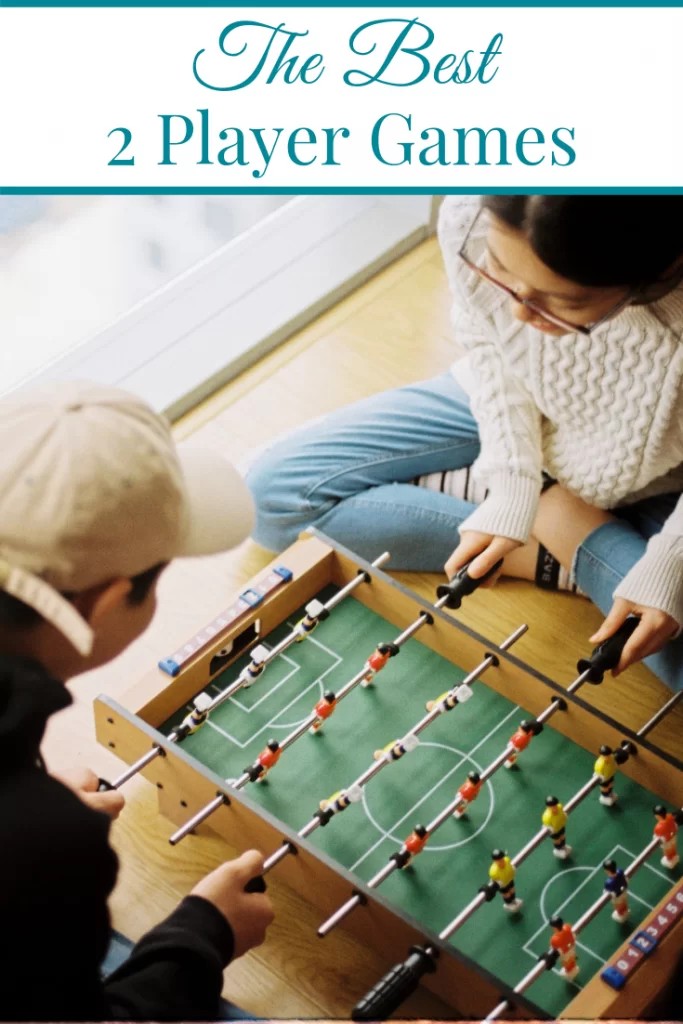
top-left (162, 585), bottom-right (681, 1017)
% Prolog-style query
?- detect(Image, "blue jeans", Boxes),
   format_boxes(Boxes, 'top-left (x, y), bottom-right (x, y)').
top-left (101, 931), bottom-right (255, 1020)
top-left (246, 372), bottom-right (683, 691)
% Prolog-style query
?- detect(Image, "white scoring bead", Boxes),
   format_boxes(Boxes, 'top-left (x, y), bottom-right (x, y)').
top-left (305, 598), bottom-right (325, 617)
top-left (193, 692), bottom-right (213, 712)
top-left (251, 644), bottom-right (269, 665)
top-left (454, 683), bottom-right (474, 703)
top-left (401, 733), bottom-right (420, 753)
top-left (345, 784), bottom-right (363, 803)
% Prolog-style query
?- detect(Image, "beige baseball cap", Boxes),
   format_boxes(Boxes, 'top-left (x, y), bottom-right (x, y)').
top-left (0, 380), bottom-right (255, 655)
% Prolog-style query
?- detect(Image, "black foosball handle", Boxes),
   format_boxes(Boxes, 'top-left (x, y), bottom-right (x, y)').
top-left (98, 778), bottom-right (114, 792)
top-left (436, 558), bottom-right (504, 609)
top-left (577, 616), bottom-right (640, 684)
top-left (244, 875), bottom-right (267, 894)
top-left (351, 945), bottom-right (438, 1021)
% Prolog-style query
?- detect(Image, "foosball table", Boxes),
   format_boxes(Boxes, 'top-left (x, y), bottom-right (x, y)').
top-left (95, 529), bottom-right (683, 1020)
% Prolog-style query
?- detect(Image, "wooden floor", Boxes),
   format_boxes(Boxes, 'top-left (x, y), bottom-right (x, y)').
top-left (42, 236), bottom-right (683, 1019)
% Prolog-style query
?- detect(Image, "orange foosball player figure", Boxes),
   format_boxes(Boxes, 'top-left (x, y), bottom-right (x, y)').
top-left (654, 804), bottom-right (680, 869)
top-left (504, 720), bottom-right (542, 769)
top-left (549, 916), bottom-right (580, 980)
top-left (309, 690), bottom-right (337, 734)
top-left (255, 739), bottom-right (281, 781)
top-left (453, 771), bottom-right (484, 819)
top-left (360, 642), bottom-right (398, 688)
top-left (402, 825), bottom-right (429, 867)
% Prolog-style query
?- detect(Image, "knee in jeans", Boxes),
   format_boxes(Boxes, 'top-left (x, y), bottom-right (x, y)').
top-left (245, 449), bottom-right (312, 519)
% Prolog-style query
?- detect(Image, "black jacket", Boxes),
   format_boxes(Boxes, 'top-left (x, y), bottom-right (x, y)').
top-left (0, 654), bottom-right (235, 1021)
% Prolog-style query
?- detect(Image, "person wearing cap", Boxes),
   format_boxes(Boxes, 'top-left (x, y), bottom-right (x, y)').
top-left (0, 381), bottom-right (273, 1021)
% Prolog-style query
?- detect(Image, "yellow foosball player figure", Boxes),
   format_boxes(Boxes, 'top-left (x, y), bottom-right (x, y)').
top-left (294, 599), bottom-right (326, 642)
top-left (549, 916), bottom-right (580, 980)
top-left (489, 849), bottom-right (523, 913)
top-left (594, 744), bottom-right (619, 806)
top-left (542, 796), bottom-right (572, 860)
top-left (373, 733), bottom-right (420, 762)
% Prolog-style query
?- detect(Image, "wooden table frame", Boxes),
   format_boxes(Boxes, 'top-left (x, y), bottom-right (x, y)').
top-left (95, 530), bottom-right (683, 1019)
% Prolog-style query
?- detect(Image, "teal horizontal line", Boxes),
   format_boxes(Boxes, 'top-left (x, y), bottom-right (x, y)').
top-left (3, 187), bottom-right (683, 195)
top-left (2, 1), bottom-right (681, 6)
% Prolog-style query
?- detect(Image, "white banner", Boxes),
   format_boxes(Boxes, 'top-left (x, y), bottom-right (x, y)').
top-left (0, 6), bottom-right (680, 187)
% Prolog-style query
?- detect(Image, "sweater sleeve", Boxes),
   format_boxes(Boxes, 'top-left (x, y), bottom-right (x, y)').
top-left (437, 197), bottom-right (544, 542)
top-left (613, 494), bottom-right (683, 626)
top-left (104, 896), bottom-right (235, 1021)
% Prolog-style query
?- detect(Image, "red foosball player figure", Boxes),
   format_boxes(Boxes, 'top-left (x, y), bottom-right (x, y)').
top-left (309, 690), bottom-right (337, 734)
top-left (402, 825), bottom-right (429, 867)
top-left (255, 739), bottom-right (281, 782)
top-left (504, 719), bottom-right (542, 769)
top-left (360, 642), bottom-right (398, 688)
top-left (489, 850), bottom-right (523, 913)
top-left (654, 804), bottom-right (680, 869)
top-left (374, 733), bottom-right (419, 762)
top-left (542, 796), bottom-right (572, 860)
top-left (453, 771), bottom-right (484, 820)
top-left (549, 916), bottom-right (580, 980)
top-left (603, 859), bottom-right (630, 922)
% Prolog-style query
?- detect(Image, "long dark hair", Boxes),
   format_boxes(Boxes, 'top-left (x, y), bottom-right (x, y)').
top-left (482, 195), bottom-right (683, 289)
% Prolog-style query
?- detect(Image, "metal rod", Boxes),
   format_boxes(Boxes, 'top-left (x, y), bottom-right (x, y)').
top-left (112, 552), bottom-right (391, 791)
top-left (480, 822), bottom-right (675, 1023)
top-left (440, 890), bottom-right (488, 940)
top-left (111, 745), bottom-right (164, 789)
top-left (207, 550), bottom-right (392, 715)
top-left (638, 691), bottom-right (683, 738)
top-left (439, 773), bottom-right (602, 941)
top-left (392, 612), bottom-right (433, 648)
top-left (324, 552), bottom-right (391, 611)
top-left (535, 667), bottom-right (593, 728)
top-left (315, 627), bottom-right (529, 936)
top-left (482, 960), bottom-right (548, 1022)
top-left (262, 843), bottom-right (294, 873)
top-left (168, 794), bottom-right (226, 846)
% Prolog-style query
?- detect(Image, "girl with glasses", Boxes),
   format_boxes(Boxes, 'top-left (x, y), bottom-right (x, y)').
top-left (246, 194), bottom-right (683, 689)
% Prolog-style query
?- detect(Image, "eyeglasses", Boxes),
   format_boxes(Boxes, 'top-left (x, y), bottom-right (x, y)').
top-left (458, 208), bottom-right (633, 336)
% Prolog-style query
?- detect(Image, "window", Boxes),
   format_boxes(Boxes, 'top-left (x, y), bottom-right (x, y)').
top-left (1, 195), bottom-right (436, 418)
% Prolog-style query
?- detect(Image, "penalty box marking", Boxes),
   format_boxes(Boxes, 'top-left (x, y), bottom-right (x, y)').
top-left (523, 841), bottom-right (669, 980)
top-left (350, 704), bottom-right (520, 873)
top-left (201, 633), bottom-right (343, 749)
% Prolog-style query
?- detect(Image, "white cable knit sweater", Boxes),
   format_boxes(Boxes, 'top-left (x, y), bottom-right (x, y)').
top-left (438, 195), bottom-right (683, 625)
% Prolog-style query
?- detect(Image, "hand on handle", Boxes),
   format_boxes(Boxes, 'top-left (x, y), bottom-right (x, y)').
top-left (437, 555), bottom-right (504, 609)
top-left (579, 615), bottom-right (640, 682)
top-left (53, 766), bottom-right (125, 819)
top-left (192, 850), bottom-right (274, 958)
top-left (243, 875), bottom-right (267, 894)
top-left (589, 597), bottom-right (680, 677)
top-left (444, 531), bottom-right (520, 592)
